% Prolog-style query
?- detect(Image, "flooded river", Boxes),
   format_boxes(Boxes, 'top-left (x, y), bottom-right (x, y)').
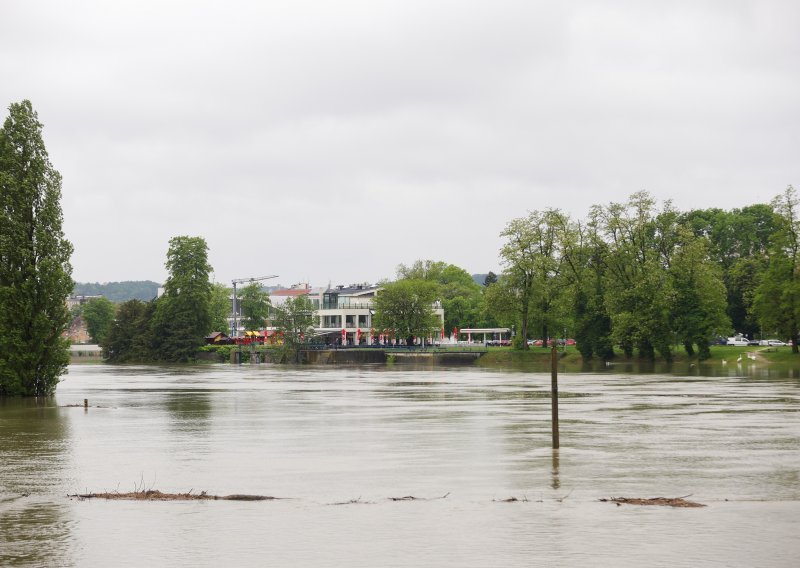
top-left (1, 364), bottom-right (799, 567)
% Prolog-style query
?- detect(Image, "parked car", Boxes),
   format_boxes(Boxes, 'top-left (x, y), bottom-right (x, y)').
top-left (759, 339), bottom-right (787, 346)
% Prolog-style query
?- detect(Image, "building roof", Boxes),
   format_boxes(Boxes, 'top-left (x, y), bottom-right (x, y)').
top-left (271, 288), bottom-right (312, 297)
top-left (325, 284), bottom-right (380, 296)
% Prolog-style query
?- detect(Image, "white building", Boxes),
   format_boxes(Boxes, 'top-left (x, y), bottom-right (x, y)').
top-left (267, 283), bottom-right (445, 345)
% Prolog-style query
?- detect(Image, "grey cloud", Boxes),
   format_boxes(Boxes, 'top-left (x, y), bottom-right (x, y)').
top-left (2, 0), bottom-right (798, 284)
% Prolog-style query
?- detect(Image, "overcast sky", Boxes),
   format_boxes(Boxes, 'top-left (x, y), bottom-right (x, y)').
top-left (2, 1), bottom-right (798, 287)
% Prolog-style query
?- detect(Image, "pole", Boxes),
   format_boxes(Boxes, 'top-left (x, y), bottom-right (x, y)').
top-left (232, 281), bottom-right (238, 338)
top-left (551, 343), bottom-right (560, 449)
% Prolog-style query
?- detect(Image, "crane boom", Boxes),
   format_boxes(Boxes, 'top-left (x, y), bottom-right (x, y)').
top-left (231, 274), bottom-right (279, 338)
top-left (232, 275), bottom-right (279, 285)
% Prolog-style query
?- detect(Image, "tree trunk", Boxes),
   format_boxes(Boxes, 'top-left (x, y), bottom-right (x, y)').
top-left (519, 299), bottom-right (530, 350)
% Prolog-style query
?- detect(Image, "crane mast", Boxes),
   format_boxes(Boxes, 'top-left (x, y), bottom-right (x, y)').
top-left (231, 275), bottom-right (278, 338)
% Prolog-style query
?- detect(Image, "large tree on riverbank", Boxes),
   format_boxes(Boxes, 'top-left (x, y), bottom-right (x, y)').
top-left (0, 101), bottom-right (73, 397)
top-left (82, 296), bottom-right (116, 345)
top-left (151, 236), bottom-right (213, 362)
top-left (372, 279), bottom-right (440, 343)
top-left (496, 209), bottom-right (567, 349)
top-left (754, 186), bottom-right (800, 354)
top-left (396, 260), bottom-right (485, 332)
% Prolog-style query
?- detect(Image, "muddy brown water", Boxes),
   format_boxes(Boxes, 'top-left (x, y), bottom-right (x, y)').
top-left (1, 364), bottom-right (799, 567)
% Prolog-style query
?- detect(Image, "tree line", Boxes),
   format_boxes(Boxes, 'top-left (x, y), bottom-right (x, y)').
top-left (2, 98), bottom-right (797, 397)
top-left (383, 188), bottom-right (799, 360)
top-left (481, 189), bottom-right (796, 359)
top-left (73, 280), bottom-right (160, 302)
top-left (82, 187), bottom-right (800, 363)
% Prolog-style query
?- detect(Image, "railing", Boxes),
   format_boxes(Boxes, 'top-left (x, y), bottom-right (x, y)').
top-left (322, 302), bottom-right (373, 310)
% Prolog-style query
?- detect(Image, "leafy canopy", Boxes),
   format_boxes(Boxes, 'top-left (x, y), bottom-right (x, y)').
top-left (0, 100), bottom-right (73, 396)
top-left (372, 279), bottom-right (440, 341)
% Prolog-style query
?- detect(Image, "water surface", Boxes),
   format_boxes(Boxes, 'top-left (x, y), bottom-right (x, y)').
top-left (1, 364), bottom-right (798, 567)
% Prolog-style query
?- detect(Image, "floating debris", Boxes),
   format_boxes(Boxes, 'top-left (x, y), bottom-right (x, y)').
top-left (388, 492), bottom-right (450, 502)
top-left (600, 496), bottom-right (706, 508)
top-left (328, 497), bottom-right (375, 506)
top-left (493, 496), bottom-right (528, 503)
top-left (68, 490), bottom-right (283, 501)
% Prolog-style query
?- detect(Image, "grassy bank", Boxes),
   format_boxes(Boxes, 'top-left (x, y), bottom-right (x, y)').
top-left (477, 345), bottom-right (800, 371)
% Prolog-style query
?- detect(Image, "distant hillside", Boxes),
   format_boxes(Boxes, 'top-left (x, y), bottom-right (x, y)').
top-left (472, 274), bottom-right (489, 286)
top-left (73, 281), bottom-right (160, 302)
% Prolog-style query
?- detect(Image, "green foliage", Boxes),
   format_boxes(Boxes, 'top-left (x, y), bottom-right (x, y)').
top-left (82, 297), bottom-right (116, 344)
top-left (198, 343), bottom-right (238, 362)
top-left (754, 186), bottom-right (800, 353)
top-left (397, 259), bottom-right (485, 332)
top-left (104, 300), bottom-right (155, 362)
top-left (482, 276), bottom-right (519, 329)
top-left (497, 209), bottom-right (568, 349)
top-left (487, 191), bottom-right (760, 361)
top-left (151, 236), bottom-right (213, 362)
top-left (372, 279), bottom-right (440, 341)
top-left (680, 204), bottom-right (775, 336)
top-left (73, 281), bottom-right (160, 302)
top-left (273, 295), bottom-right (317, 347)
top-left (0, 100), bottom-right (74, 396)
top-left (593, 193), bottom-right (677, 360)
top-left (669, 231), bottom-right (730, 359)
top-left (238, 283), bottom-right (271, 331)
top-left (209, 282), bottom-right (232, 334)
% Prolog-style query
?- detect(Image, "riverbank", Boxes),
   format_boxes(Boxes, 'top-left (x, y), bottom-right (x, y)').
top-left (476, 345), bottom-right (797, 373)
top-left (81, 343), bottom-right (800, 371)
top-left (69, 344), bottom-right (103, 364)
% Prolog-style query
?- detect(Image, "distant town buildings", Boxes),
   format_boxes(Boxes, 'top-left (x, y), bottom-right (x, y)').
top-left (66, 295), bottom-right (103, 310)
top-left (233, 282), bottom-right (445, 344)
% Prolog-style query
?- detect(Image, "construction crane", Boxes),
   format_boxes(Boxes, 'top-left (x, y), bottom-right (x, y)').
top-left (231, 275), bottom-right (278, 338)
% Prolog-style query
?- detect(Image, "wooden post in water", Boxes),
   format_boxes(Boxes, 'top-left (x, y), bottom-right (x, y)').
top-left (84, 399), bottom-right (88, 410)
top-left (550, 344), bottom-right (560, 449)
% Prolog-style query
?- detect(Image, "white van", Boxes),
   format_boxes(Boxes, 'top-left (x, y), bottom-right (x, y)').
top-left (726, 335), bottom-right (749, 346)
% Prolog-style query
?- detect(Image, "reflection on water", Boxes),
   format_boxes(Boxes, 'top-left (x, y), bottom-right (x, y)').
top-left (0, 500), bottom-right (73, 567)
top-left (551, 449), bottom-right (560, 490)
top-left (497, 355), bottom-right (800, 380)
top-left (0, 364), bottom-right (798, 567)
top-left (0, 398), bottom-right (73, 567)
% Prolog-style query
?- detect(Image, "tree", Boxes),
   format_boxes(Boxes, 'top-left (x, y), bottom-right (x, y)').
top-left (558, 212), bottom-right (614, 359)
top-left (482, 275), bottom-right (521, 330)
top-left (273, 295), bottom-right (317, 347)
top-left (397, 260), bottom-right (484, 332)
top-left (104, 299), bottom-right (155, 362)
top-left (483, 271), bottom-right (498, 286)
top-left (754, 186), bottom-right (800, 353)
top-left (151, 236), bottom-right (213, 362)
top-left (372, 279), bottom-right (441, 343)
top-left (0, 100), bottom-right (74, 397)
top-left (72, 280), bottom-right (160, 302)
top-left (238, 282), bottom-right (271, 331)
top-left (596, 193), bottom-right (676, 360)
top-left (681, 205), bottom-right (775, 336)
top-left (209, 282), bottom-right (232, 334)
top-left (669, 230), bottom-right (730, 359)
top-left (497, 209), bottom-right (568, 349)
top-left (82, 297), bottom-right (116, 345)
